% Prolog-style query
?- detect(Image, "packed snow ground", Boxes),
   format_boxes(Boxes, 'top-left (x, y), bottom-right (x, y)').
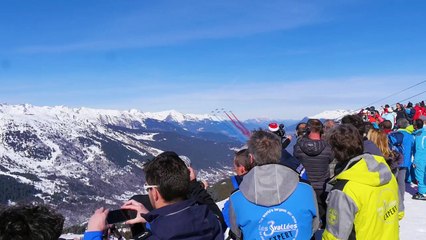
top-left (400, 184), bottom-right (426, 239)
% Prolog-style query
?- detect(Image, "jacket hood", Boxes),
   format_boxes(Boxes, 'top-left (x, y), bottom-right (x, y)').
top-left (336, 154), bottom-right (392, 187)
top-left (239, 164), bottom-right (299, 207)
top-left (298, 137), bottom-right (327, 156)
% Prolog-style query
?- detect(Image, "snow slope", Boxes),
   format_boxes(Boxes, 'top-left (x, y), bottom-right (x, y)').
top-left (309, 109), bottom-right (355, 120)
top-left (400, 186), bottom-right (426, 239)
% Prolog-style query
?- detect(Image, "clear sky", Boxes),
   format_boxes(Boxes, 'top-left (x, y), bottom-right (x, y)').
top-left (1, 0), bottom-right (425, 119)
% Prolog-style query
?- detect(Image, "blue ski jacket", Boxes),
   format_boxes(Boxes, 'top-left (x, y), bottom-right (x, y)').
top-left (396, 129), bottom-right (415, 168)
top-left (228, 164), bottom-right (319, 240)
top-left (414, 127), bottom-right (426, 165)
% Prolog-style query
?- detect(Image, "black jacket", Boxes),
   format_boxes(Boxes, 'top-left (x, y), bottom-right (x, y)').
top-left (293, 137), bottom-right (333, 191)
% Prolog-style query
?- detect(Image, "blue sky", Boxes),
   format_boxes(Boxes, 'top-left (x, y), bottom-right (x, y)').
top-left (0, 0), bottom-right (425, 119)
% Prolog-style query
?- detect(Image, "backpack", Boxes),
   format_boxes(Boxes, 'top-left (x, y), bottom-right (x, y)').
top-left (405, 108), bottom-right (415, 121)
top-left (386, 150), bottom-right (403, 173)
top-left (388, 131), bottom-right (404, 154)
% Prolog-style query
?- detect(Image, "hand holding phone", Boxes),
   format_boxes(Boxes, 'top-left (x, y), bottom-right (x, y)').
top-left (121, 200), bottom-right (150, 224)
top-left (106, 209), bottom-right (137, 224)
top-left (87, 207), bottom-right (109, 232)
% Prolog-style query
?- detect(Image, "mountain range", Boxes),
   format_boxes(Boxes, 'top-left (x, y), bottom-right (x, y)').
top-left (0, 103), bottom-right (352, 226)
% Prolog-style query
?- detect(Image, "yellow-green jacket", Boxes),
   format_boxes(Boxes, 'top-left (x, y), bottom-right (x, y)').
top-left (322, 154), bottom-right (399, 240)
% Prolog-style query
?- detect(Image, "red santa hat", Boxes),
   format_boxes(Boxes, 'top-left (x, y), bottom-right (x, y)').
top-left (268, 122), bottom-right (279, 132)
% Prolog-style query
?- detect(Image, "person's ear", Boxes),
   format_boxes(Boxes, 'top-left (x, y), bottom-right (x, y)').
top-left (152, 188), bottom-right (160, 202)
top-left (249, 153), bottom-right (255, 166)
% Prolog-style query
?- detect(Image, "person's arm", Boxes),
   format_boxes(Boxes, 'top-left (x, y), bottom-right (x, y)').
top-left (322, 188), bottom-right (358, 240)
top-left (83, 231), bottom-right (103, 240)
top-left (309, 187), bottom-right (320, 236)
top-left (228, 199), bottom-right (242, 240)
top-left (281, 136), bottom-right (291, 149)
top-left (222, 199), bottom-right (231, 227)
top-left (413, 135), bottom-right (417, 160)
top-left (188, 167), bottom-right (227, 231)
top-left (83, 207), bottom-right (109, 240)
top-left (293, 143), bottom-right (301, 159)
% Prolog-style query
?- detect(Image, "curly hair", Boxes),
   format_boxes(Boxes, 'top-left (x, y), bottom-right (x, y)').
top-left (341, 114), bottom-right (366, 136)
top-left (0, 204), bottom-right (64, 240)
top-left (327, 124), bottom-right (364, 163)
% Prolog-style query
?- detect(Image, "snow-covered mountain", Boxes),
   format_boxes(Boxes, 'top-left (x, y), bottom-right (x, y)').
top-left (309, 109), bottom-right (356, 120)
top-left (144, 109), bottom-right (216, 123)
top-left (0, 104), bottom-right (240, 226)
top-left (0, 104), bottom-right (355, 226)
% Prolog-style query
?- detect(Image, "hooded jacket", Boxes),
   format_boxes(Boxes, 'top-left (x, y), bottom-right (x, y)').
top-left (413, 127), bottom-right (426, 194)
top-left (229, 164), bottom-right (319, 240)
top-left (413, 105), bottom-right (424, 120)
top-left (294, 137), bottom-right (333, 190)
top-left (322, 154), bottom-right (399, 240)
top-left (413, 127), bottom-right (426, 165)
top-left (396, 129), bottom-right (415, 168)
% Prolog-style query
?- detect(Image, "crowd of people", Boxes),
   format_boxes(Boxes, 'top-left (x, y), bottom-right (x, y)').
top-left (1, 101), bottom-right (426, 240)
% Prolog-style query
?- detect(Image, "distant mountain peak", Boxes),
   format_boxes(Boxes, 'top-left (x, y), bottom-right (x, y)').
top-left (0, 103), bottom-right (239, 227)
top-left (144, 109), bottom-right (216, 123)
top-left (309, 109), bottom-right (355, 120)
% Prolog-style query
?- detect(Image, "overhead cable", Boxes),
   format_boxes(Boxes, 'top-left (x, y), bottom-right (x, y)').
top-left (360, 80), bottom-right (426, 109)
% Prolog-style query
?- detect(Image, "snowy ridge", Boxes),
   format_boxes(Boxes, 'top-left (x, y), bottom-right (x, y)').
top-left (309, 109), bottom-right (356, 120)
top-left (144, 109), bottom-right (216, 123)
top-left (0, 103), bottom-right (238, 226)
top-left (0, 104), bottom-right (217, 126)
top-left (0, 103), bottom-right (361, 227)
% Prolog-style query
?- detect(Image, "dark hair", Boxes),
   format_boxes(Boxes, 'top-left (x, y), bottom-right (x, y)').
top-left (234, 149), bottom-right (253, 172)
top-left (379, 120), bottom-right (393, 130)
top-left (396, 118), bottom-right (409, 129)
top-left (295, 122), bottom-right (307, 137)
top-left (0, 204), bottom-right (64, 240)
top-left (306, 119), bottom-right (323, 134)
top-left (414, 119), bottom-right (424, 130)
top-left (144, 151), bottom-right (189, 202)
top-left (341, 114), bottom-right (366, 136)
top-left (327, 124), bottom-right (364, 163)
top-left (247, 130), bottom-right (281, 166)
top-left (324, 119), bottom-right (336, 131)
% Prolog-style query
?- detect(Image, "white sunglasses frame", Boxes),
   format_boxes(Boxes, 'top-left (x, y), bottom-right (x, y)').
top-left (143, 183), bottom-right (158, 192)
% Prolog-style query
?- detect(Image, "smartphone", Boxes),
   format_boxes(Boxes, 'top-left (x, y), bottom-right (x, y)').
top-left (106, 209), bottom-right (137, 224)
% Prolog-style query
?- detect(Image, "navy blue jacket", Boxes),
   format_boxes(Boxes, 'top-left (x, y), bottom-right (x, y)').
top-left (143, 199), bottom-right (223, 239)
top-left (281, 149), bottom-right (308, 180)
top-left (84, 199), bottom-right (223, 240)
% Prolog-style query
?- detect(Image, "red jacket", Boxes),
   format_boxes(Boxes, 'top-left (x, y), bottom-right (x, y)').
top-left (414, 105), bottom-right (424, 120)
